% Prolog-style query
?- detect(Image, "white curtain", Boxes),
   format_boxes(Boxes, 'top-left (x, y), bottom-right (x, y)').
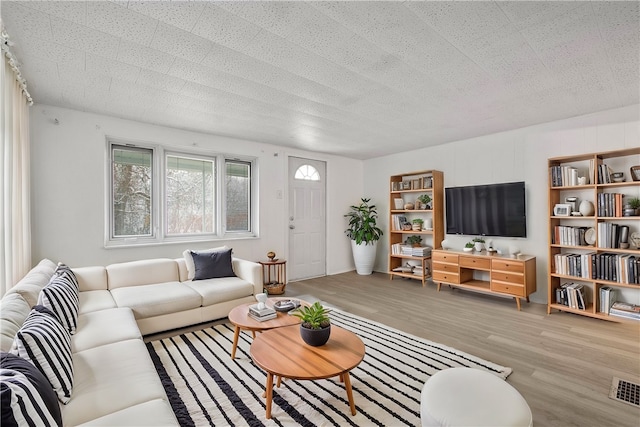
top-left (0, 49), bottom-right (31, 295)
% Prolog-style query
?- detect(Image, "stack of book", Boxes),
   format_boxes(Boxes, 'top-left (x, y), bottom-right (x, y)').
top-left (401, 246), bottom-right (431, 257)
top-left (248, 304), bottom-right (276, 321)
top-left (599, 286), bottom-right (616, 314)
top-left (609, 301), bottom-right (640, 321)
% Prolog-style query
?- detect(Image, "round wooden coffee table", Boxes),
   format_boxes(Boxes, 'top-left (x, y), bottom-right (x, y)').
top-left (250, 324), bottom-right (365, 419)
top-left (227, 299), bottom-right (304, 359)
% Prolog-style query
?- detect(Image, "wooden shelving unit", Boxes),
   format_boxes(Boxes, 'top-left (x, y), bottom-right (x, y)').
top-left (547, 147), bottom-right (640, 322)
top-left (388, 170), bottom-right (443, 286)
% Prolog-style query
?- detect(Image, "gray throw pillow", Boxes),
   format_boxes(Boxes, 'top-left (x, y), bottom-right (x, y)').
top-left (191, 249), bottom-right (236, 280)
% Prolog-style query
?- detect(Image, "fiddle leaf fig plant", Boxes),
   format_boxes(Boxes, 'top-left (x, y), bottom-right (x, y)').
top-left (344, 198), bottom-right (383, 245)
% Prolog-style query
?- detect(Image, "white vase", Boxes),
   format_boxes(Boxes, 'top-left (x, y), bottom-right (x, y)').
top-left (579, 200), bottom-right (595, 216)
top-left (474, 242), bottom-right (484, 251)
top-left (350, 240), bottom-right (377, 275)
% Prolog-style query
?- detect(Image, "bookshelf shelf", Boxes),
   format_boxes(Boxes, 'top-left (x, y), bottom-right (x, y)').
top-left (547, 147), bottom-right (640, 322)
top-left (388, 170), bottom-right (443, 287)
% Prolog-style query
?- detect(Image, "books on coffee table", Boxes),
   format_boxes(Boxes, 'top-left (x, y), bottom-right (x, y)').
top-left (249, 312), bottom-right (277, 322)
top-left (248, 304), bottom-right (276, 321)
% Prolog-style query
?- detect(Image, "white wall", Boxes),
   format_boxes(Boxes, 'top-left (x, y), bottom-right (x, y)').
top-left (364, 104), bottom-right (640, 304)
top-left (30, 105), bottom-right (363, 275)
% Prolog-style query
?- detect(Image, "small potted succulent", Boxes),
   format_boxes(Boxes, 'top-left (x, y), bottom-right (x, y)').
top-left (417, 194), bottom-right (432, 209)
top-left (473, 237), bottom-right (486, 251)
top-left (411, 218), bottom-right (424, 231)
top-left (628, 197), bottom-right (640, 216)
top-left (464, 242), bottom-right (474, 252)
top-left (406, 235), bottom-right (422, 247)
top-left (291, 301), bottom-right (331, 346)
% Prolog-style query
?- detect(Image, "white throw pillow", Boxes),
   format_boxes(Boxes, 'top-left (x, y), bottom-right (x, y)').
top-left (183, 246), bottom-right (229, 280)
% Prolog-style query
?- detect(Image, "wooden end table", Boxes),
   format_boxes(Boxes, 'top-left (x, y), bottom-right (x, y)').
top-left (250, 324), bottom-right (365, 419)
top-left (227, 298), bottom-right (304, 359)
top-left (258, 259), bottom-right (287, 294)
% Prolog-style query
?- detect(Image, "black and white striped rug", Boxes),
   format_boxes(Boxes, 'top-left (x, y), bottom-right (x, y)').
top-left (146, 308), bottom-right (512, 426)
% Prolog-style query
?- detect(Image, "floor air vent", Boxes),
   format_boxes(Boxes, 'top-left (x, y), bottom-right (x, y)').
top-left (609, 377), bottom-right (640, 407)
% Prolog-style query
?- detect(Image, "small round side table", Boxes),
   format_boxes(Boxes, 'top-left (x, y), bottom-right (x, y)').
top-left (258, 259), bottom-right (287, 295)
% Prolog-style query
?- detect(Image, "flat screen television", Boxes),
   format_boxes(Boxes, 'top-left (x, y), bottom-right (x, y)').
top-left (445, 181), bottom-right (527, 238)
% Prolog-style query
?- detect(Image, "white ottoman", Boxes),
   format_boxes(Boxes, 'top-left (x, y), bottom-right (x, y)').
top-left (420, 368), bottom-right (533, 427)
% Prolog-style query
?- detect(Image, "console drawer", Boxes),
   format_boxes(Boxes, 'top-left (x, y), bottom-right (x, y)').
top-left (432, 262), bottom-right (458, 274)
top-left (433, 271), bottom-right (460, 284)
top-left (491, 271), bottom-right (524, 285)
top-left (460, 256), bottom-right (491, 270)
top-left (492, 259), bottom-right (524, 273)
top-left (432, 251), bottom-right (458, 264)
top-left (491, 281), bottom-right (525, 296)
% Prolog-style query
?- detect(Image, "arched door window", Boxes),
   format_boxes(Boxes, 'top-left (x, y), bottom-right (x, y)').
top-left (294, 164), bottom-right (320, 181)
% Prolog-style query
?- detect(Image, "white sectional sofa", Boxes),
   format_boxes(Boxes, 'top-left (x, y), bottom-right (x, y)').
top-left (1, 254), bottom-right (262, 426)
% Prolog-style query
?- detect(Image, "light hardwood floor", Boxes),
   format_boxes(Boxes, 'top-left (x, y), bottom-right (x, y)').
top-left (284, 272), bottom-right (640, 427)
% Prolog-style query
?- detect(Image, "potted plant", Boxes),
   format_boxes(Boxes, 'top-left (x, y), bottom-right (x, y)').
top-left (345, 198), bottom-right (383, 275)
top-left (406, 235), bottom-right (422, 247)
top-left (463, 242), bottom-right (474, 252)
top-left (628, 197), bottom-right (640, 215)
top-left (411, 218), bottom-right (424, 231)
top-left (417, 194), bottom-right (431, 209)
top-left (291, 301), bottom-right (331, 346)
top-left (473, 237), bottom-right (486, 251)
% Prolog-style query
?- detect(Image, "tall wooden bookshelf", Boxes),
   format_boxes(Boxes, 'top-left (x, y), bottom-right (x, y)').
top-left (388, 170), bottom-right (443, 286)
top-left (547, 147), bottom-right (640, 322)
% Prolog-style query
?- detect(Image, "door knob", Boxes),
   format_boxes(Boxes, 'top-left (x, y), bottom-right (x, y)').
top-left (289, 225), bottom-right (295, 229)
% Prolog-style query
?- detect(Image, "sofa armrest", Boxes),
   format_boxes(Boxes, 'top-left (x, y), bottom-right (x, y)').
top-left (232, 258), bottom-right (262, 295)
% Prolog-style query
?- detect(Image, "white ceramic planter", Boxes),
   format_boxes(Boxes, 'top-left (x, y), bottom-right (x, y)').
top-left (350, 240), bottom-right (378, 275)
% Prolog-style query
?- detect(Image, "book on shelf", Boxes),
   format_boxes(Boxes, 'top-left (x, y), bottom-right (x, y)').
top-left (599, 286), bottom-right (615, 314)
top-left (391, 215), bottom-right (409, 230)
top-left (609, 301), bottom-right (640, 320)
top-left (598, 163), bottom-right (614, 184)
top-left (401, 246), bottom-right (431, 257)
top-left (597, 193), bottom-right (624, 217)
top-left (550, 165), bottom-right (582, 187)
top-left (560, 282), bottom-right (586, 310)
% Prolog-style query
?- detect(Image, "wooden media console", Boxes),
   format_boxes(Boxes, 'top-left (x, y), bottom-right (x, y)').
top-left (432, 249), bottom-right (536, 310)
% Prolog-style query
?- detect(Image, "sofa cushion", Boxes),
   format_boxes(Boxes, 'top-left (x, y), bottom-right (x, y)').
top-left (0, 352), bottom-right (62, 427)
top-left (110, 282), bottom-right (202, 319)
top-left (72, 266), bottom-right (107, 292)
top-left (183, 246), bottom-right (229, 280)
top-left (10, 306), bottom-right (73, 404)
top-left (64, 339), bottom-right (169, 426)
top-left (76, 399), bottom-right (178, 426)
top-left (5, 259), bottom-right (57, 307)
top-left (191, 248), bottom-right (235, 280)
top-left (107, 259), bottom-right (179, 289)
top-left (72, 308), bottom-right (141, 353)
top-left (78, 290), bottom-right (117, 314)
top-left (38, 275), bottom-right (79, 335)
top-left (0, 294), bottom-right (31, 353)
top-left (184, 277), bottom-right (254, 306)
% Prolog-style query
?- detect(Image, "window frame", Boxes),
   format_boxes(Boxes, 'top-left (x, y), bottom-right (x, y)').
top-left (105, 139), bottom-right (257, 247)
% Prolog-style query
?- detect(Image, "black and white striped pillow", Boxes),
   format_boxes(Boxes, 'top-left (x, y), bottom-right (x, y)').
top-left (1, 352), bottom-right (62, 427)
top-left (38, 276), bottom-right (79, 335)
top-left (10, 306), bottom-right (73, 404)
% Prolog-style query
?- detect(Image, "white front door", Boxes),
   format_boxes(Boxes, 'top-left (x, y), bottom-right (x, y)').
top-left (288, 157), bottom-right (326, 281)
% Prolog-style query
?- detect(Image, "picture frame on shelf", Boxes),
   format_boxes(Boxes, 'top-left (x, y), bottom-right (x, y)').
top-left (631, 166), bottom-right (640, 182)
top-left (553, 204), bottom-right (571, 216)
top-left (402, 181), bottom-right (411, 190)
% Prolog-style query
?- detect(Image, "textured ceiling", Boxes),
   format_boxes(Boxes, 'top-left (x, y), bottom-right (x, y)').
top-left (1, 1), bottom-right (639, 160)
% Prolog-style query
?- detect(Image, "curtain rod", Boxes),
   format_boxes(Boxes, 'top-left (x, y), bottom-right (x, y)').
top-left (1, 27), bottom-right (33, 106)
